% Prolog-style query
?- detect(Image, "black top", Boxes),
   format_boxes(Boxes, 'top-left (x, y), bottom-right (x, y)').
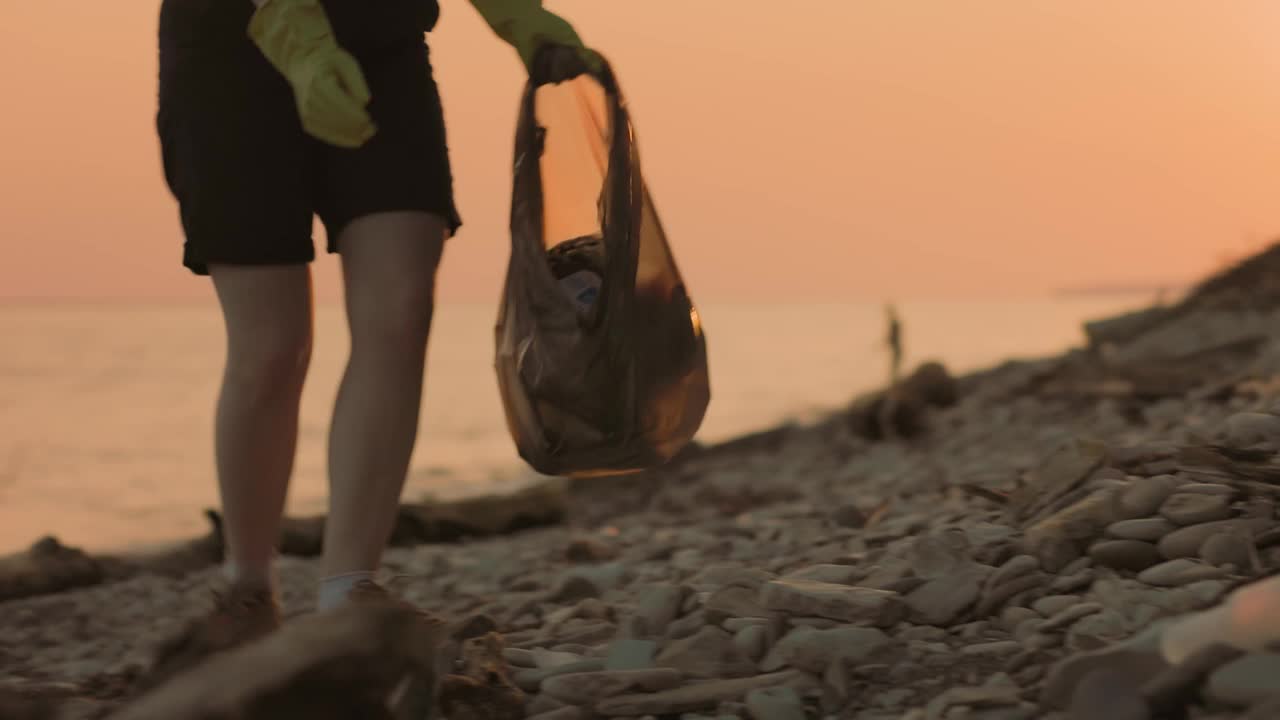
top-left (324, 0), bottom-right (441, 47)
top-left (159, 0), bottom-right (441, 51)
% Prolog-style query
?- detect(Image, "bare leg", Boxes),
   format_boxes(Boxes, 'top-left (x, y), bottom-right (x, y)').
top-left (209, 264), bottom-right (314, 589)
top-left (321, 211), bottom-right (447, 585)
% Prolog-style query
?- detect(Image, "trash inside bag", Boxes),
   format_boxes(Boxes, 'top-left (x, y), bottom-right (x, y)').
top-left (495, 46), bottom-right (711, 478)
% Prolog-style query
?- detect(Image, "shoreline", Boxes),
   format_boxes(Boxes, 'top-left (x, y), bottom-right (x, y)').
top-left (7, 245), bottom-right (1280, 718)
top-left (0, 294), bottom-right (1152, 557)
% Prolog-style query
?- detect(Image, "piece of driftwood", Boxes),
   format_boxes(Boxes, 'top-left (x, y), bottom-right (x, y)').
top-left (438, 632), bottom-right (526, 720)
top-left (1179, 445), bottom-right (1280, 485)
top-left (107, 603), bottom-right (446, 720)
top-left (391, 478), bottom-right (568, 545)
top-left (1006, 440), bottom-right (1108, 527)
top-left (1021, 488), bottom-right (1125, 573)
top-left (847, 361), bottom-right (959, 441)
top-left (1043, 328), bottom-right (1270, 404)
top-left (0, 536), bottom-right (105, 603)
top-left (0, 480), bottom-right (569, 603)
top-left (1083, 304), bottom-right (1171, 349)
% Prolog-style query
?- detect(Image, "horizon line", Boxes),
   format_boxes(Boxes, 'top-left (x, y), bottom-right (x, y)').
top-left (0, 290), bottom-right (1166, 309)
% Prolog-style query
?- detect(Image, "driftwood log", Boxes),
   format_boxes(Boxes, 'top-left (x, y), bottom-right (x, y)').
top-left (107, 603), bottom-right (447, 720)
top-left (0, 479), bottom-right (568, 604)
top-left (847, 361), bottom-right (959, 441)
top-left (438, 632), bottom-right (526, 720)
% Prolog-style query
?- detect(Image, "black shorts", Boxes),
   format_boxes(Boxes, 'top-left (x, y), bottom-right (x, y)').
top-left (156, 0), bottom-right (461, 276)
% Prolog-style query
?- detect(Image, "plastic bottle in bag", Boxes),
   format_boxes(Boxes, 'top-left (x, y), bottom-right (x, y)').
top-left (548, 235), bottom-right (605, 321)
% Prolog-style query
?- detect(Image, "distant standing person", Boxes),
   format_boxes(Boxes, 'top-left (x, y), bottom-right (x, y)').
top-left (885, 303), bottom-right (903, 385)
top-left (876, 303), bottom-right (905, 440)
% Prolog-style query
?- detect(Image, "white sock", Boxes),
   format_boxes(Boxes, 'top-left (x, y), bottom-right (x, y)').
top-left (316, 571), bottom-right (376, 611)
top-left (222, 560), bottom-right (276, 593)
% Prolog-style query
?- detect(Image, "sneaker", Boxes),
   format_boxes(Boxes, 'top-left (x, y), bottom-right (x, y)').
top-left (346, 578), bottom-right (403, 605)
top-left (134, 583), bottom-right (282, 696)
top-left (345, 579), bottom-right (448, 720)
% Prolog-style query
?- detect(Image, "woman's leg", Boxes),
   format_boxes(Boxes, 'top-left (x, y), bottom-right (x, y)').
top-left (318, 212), bottom-right (447, 607)
top-left (209, 263), bottom-right (314, 590)
top-left (137, 265), bottom-right (312, 691)
top-left (308, 25), bottom-right (458, 608)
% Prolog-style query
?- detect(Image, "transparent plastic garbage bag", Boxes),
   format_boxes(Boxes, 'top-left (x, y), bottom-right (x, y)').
top-left (494, 46), bottom-right (710, 477)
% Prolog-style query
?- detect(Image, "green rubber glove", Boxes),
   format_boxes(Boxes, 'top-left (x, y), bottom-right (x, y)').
top-left (469, 0), bottom-right (602, 73)
top-left (248, 0), bottom-right (377, 148)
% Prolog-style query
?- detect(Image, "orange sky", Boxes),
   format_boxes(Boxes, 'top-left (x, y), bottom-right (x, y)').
top-left (1, 2), bottom-right (1278, 303)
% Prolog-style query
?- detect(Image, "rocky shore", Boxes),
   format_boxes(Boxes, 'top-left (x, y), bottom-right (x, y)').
top-left (8, 245), bottom-right (1280, 719)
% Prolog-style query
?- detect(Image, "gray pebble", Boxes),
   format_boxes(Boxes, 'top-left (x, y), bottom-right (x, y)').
top-left (1199, 529), bottom-right (1254, 570)
top-left (1138, 558), bottom-right (1228, 587)
top-left (1050, 569), bottom-right (1097, 594)
top-left (1089, 540), bottom-right (1161, 572)
top-left (1032, 595), bottom-right (1081, 618)
top-left (1106, 518), bottom-right (1177, 542)
top-left (999, 606), bottom-right (1041, 633)
top-left (898, 625), bottom-right (949, 642)
top-left (1041, 602), bottom-right (1104, 633)
top-left (960, 640), bottom-right (1022, 656)
top-left (1173, 483), bottom-right (1237, 497)
top-left (1119, 475), bottom-right (1182, 518)
top-left (1159, 493), bottom-right (1233, 526)
top-left (988, 555), bottom-right (1040, 589)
